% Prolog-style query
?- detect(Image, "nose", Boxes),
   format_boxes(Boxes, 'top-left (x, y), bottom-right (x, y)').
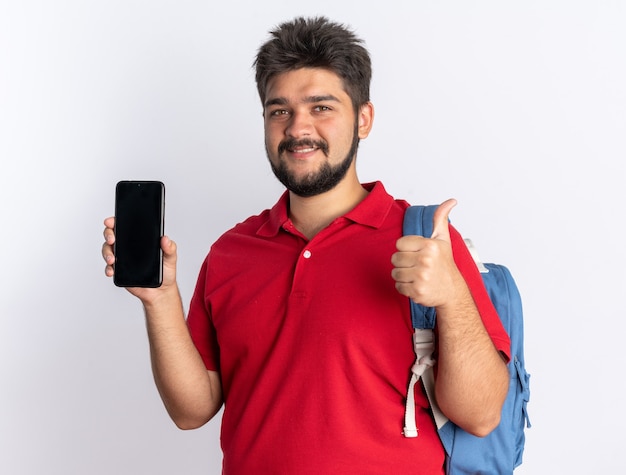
top-left (285, 110), bottom-right (313, 138)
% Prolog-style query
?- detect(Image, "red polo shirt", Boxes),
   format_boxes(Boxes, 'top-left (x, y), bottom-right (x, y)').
top-left (187, 181), bottom-right (510, 475)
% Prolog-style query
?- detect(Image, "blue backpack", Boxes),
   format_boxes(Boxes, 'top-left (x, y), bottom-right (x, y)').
top-left (402, 205), bottom-right (531, 474)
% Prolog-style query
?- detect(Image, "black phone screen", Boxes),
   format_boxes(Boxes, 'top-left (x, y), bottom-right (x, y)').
top-left (113, 181), bottom-right (164, 288)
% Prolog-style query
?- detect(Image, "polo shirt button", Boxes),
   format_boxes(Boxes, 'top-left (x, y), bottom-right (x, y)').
top-left (303, 250), bottom-right (312, 259)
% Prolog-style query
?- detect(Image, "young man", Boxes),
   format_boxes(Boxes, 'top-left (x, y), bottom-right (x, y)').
top-left (102, 16), bottom-right (510, 474)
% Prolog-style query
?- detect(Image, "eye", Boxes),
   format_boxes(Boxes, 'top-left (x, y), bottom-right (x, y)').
top-left (269, 109), bottom-right (289, 117)
top-left (314, 105), bottom-right (331, 112)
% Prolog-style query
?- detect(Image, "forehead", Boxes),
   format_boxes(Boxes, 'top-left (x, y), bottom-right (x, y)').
top-left (264, 68), bottom-right (349, 105)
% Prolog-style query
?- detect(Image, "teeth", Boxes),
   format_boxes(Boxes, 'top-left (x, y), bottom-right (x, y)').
top-left (292, 147), bottom-right (316, 153)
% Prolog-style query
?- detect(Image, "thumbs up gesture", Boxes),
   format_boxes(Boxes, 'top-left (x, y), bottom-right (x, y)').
top-left (391, 199), bottom-right (464, 309)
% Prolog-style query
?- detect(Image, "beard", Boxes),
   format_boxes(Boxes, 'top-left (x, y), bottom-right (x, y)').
top-left (267, 126), bottom-right (360, 198)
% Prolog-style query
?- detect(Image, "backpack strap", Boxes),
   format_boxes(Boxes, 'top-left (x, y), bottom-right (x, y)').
top-left (402, 205), bottom-right (451, 440)
top-left (402, 205), bottom-right (437, 330)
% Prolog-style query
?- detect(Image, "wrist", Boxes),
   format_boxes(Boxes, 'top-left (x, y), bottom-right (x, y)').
top-left (140, 284), bottom-right (182, 313)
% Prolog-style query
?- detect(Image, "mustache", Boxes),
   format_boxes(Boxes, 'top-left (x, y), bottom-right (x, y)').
top-left (278, 138), bottom-right (329, 156)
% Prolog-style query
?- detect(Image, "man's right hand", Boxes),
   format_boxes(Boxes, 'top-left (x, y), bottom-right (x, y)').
top-left (101, 216), bottom-right (179, 303)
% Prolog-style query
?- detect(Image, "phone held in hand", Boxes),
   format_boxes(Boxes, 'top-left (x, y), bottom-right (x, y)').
top-left (113, 180), bottom-right (165, 288)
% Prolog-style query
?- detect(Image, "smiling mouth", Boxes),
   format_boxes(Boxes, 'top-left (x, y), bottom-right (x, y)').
top-left (279, 138), bottom-right (329, 157)
top-left (290, 146), bottom-right (317, 154)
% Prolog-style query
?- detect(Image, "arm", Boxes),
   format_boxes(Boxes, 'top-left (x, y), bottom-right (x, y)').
top-left (391, 200), bottom-right (508, 437)
top-left (102, 217), bottom-right (223, 429)
top-left (430, 276), bottom-right (508, 436)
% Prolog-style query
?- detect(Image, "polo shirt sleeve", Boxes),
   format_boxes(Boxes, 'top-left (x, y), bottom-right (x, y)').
top-left (186, 256), bottom-right (221, 372)
top-left (449, 224), bottom-right (511, 362)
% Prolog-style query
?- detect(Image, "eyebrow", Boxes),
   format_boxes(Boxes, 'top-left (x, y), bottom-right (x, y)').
top-left (264, 94), bottom-right (341, 108)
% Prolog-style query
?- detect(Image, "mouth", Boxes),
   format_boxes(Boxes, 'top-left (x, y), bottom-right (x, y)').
top-left (289, 146), bottom-right (317, 154)
top-left (279, 139), bottom-right (328, 157)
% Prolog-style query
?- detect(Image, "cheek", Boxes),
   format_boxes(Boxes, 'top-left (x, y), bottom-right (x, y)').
top-left (264, 124), bottom-right (282, 146)
top-left (264, 130), bottom-right (282, 160)
top-left (327, 127), bottom-right (354, 151)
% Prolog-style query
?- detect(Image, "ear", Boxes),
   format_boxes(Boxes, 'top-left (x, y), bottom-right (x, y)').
top-left (357, 101), bottom-right (374, 139)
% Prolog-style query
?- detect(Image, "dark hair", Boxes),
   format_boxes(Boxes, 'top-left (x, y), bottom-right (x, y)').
top-left (254, 16), bottom-right (371, 111)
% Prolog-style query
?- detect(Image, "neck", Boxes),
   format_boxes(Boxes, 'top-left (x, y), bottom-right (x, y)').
top-left (288, 170), bottom-right (368, 240)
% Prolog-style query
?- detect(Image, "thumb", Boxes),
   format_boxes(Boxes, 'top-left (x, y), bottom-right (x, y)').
top-left (431, 198), bottom-right (457, 241)
top-left (161, 236), bottom-right (177, 259)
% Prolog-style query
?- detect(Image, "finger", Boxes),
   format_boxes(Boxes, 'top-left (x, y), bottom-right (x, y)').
top-left (391, 248), bottom-right (416, 269)
top-left (395, 235), bottom-right (426, 253)
top-left (161, 236), bottom-right (177, 258)
top-left (102, 242), bottom-right (115, 264)
top-left (103, 217), bottom-right (115, 245)
top-left (101, 240), bottom-right (115, 277)
top-left (391, 266), bottom-right (415, 284)
top-left (103, 227), bottom-right (115, 246)
top-left (431, 198), bottom-right (457, 241)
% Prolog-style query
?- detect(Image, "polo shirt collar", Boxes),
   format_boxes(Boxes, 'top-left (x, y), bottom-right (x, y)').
top-left (256, 181), bottom-right (394, 237)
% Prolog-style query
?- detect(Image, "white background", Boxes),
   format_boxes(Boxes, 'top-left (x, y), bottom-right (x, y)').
top-left (1, 1), bottom-right (624, 473)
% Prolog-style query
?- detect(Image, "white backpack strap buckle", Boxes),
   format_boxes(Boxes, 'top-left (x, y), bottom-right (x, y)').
top-left (403, 329), bottom-right (436, 437)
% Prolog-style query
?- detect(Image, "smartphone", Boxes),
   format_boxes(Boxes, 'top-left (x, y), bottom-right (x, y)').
top-left (113, 180), bottom-right (165, 288)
